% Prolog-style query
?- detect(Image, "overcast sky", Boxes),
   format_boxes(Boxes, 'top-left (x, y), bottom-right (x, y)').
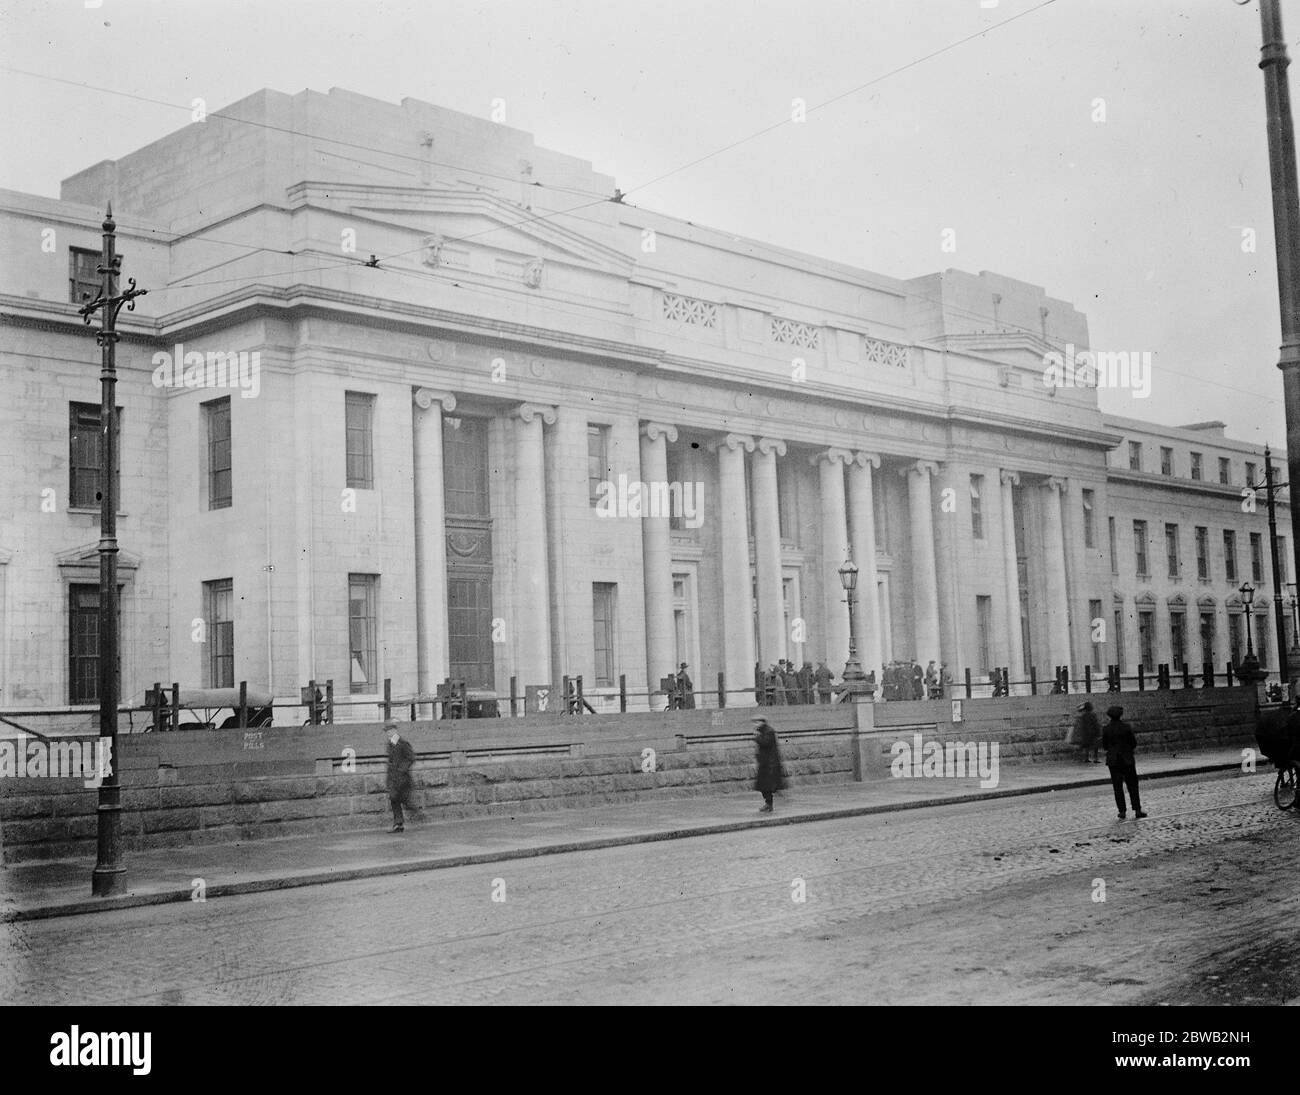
top-left (1, 0), bottom-right (1295, 449)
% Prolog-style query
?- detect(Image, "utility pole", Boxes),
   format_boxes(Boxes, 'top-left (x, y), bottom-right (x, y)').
top-left (1264, 447), bottom-right (1290, 686)
top-left (1252, 0), bottom-right (1300, 690)
top-left (78, 204), bottom-right (146, 897)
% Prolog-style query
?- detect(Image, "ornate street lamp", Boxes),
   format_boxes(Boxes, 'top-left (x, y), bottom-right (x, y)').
top-left (837, 551), bottom-right (874, 700)
top-left (1238, 582), bottom-right (1265, 684)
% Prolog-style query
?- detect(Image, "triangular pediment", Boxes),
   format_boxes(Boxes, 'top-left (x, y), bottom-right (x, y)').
top-left (287, 182), bottom-right (635, 275)
top-left (56, 543), bottom-right (142, 570)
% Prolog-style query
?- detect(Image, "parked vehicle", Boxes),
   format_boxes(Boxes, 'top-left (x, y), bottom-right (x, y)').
top-left (147, 686), bottom-right (274, 731)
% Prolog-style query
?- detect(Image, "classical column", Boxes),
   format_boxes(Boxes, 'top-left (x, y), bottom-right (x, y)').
top-left (752, 438), bottom-right (787, 665)
top-left (849, 452), bottom-right (882, 677)
top-left (903, 460), bottom-right (942, 665)
top-left (513, 403), bottom-right (557, 686)
top-left (413, 389), bottom-right (456, 697)
top-left (999, 470), bottom-right (1025, 682)
top-left (813, 448), bottom-right (853, 671)
top-left (1040, 476), bottom-right (1073, 672)
top-left (709, 433), bottom-right (756, 704)
top-left (640, 421), bottom-right (678, 693)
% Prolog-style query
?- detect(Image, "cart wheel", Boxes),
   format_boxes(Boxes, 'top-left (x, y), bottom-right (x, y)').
top-left (1275, 765), bottom-right (1298, 811)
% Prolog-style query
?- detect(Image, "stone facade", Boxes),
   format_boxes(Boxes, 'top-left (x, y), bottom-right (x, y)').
top-left (0, 87), bottom-right (1291, 720)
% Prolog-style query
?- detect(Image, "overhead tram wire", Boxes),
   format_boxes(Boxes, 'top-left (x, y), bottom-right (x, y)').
top-left (21, 6), bottom-right (1266, 408)
top-left (620, 0), bottom-right (1062, 199)
top-left (5, 4), bottom-right (1060, 281)
top-left (10, 4), bottom-right (1061, 294)
top-left (0, 66), bottom-right (615, 204)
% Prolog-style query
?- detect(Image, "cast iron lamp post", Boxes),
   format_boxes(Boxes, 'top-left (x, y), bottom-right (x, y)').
top-left (837, 552), bottom-right (874, 700)
top-left (1238, 582), bottom-right (1265, 684)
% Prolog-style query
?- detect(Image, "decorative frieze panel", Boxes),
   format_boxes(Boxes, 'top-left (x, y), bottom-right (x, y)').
top-left (864, 337), bottom-right (910, 369)
top-left (770, 317), bottom-right (820, 349)
top-left (662, 291), bottom-right (719, 329)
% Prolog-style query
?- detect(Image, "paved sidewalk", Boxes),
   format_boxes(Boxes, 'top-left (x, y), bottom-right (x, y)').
top-left (0, 747), bottom-right (1257, 921)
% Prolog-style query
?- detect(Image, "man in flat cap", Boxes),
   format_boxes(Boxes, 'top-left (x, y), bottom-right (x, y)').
top-left (1102, 705), bottom-right (1147, 820)
top-left (382, 721), bottom-right (419, 833)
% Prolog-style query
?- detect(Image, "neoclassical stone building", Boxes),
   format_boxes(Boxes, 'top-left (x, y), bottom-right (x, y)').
top-left (0, 88), bottom-right (1289, 717)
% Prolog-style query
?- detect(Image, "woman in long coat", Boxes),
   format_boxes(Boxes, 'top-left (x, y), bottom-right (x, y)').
top-left (1067, 701), bottom-right (1101, 763)
top-left (751, 716), bottom-right (788, 813)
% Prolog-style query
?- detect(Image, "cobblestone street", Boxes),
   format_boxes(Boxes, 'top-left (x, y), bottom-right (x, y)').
top-left (3, 770), bottom-right (1297, 1005)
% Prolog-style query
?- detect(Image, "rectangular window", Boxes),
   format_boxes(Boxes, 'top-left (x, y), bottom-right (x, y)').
top-left (69, 401), bottom-right (121, 510)
top-left (204, 397), bottom-right (232, 510)
top-left (587, 425), bottom-right (610, 507)
top-left (1082, 489), bottom-right (1095, 549)
top-left (1228, 614), bottom-right (1243, 668)
top-left (1109, 516), bottom-right (1118, 575)
top-left (1089, 598), bottom-right (1104, 668)
top-left (976, 595), bottom-right (993, 674)
top-left (1257, 614), bottom-right (1269, 669)
top-left (1138, 610), bottom-right (1155, 671)
top-left (777, 459), bottom-right (796, 543)
top-left (1170, 612), bottom-right (1186, 672)
top-left (1246, 461), bottom-right (1258, 487)
top-left (69, 247), bottom-right (101, 305)
top-left (443, 416), bottom-right (490, 517)
top-left (970, 475), bottom-right (984, 540)
top-left (1113, 607), bottom-right (1126, 668)
top-left (1195, 526), bottom-right (1209, 580)
top-left (1251, 532), bottom-right (1264, 583)
top-left (1278, 536), bottom-right (1289, 583)
top-left (1219, 457), bottom-right (1231, 485)
top-left (1128, 441), bottom-right (1142, 471)
top-left (1160, 446), bottom-right (1173, 476)
top-left (344, 392), bottom-right (375, 489)
top-left (1165, 523), bottom-right (1180, 579)
top-left (665, 445), bottom-right (685, 533)
top-left (873, 466), bottom-right (890, 554)
top-left (1224, 531), bottom-right (1238, 582)
top-left (1133, 520), bottom-right (1149, 577)
top-left (1190, 452), bottom-right (1203, 481)
top-left (592, 583), bottom-right (617, 688)
top-left (204, 578), bottom-right (234, 688)
top-left (672, 573), bottom-right (695, 670)
top-left (1201, 612), bottom-right (1217, 668)
top-left (349, 574), bottom-right (378, 693)
top-left (69, 584), bottom-right (102, 704)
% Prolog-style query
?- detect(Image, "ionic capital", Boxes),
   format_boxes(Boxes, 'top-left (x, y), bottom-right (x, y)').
top-left (999, 469), bottom-right (1021, 488)
top-left (1041, 475), bottom-right (1068, 494)
top-left (756, 437), bottom-right (788, 458)
top-left (708, 433), bottom-right (756, 454)
top-left (852, 451), bottom-right (882, 470)
top-left (900, 459), bottom-right (940, 480)
top-left (640, 422), bottom-right (678, 444)
top-left (514, 402), bottom-right (558, 426)
top-left (809, 446), bottom-right (853, 468)
top-left (414, 388), bottom-right (457, 413)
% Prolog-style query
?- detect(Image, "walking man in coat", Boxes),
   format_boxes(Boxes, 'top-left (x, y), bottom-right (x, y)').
top-left (1102, 705), bottom-right (1147, 820)
top-left (751, 715), bottom-right (787, 813)
top-left (814, 660), bottom-right (834, 703)
top-left (383, 721), bottom-right (419, 833)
